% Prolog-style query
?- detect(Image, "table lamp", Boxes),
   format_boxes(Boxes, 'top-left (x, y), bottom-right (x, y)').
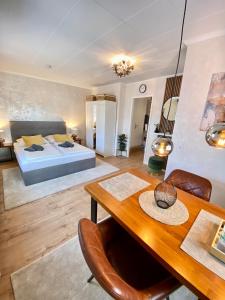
top-left (0, 129), bottom-right (5, 147)
top-left (71, 127), bottom-right (80, 139)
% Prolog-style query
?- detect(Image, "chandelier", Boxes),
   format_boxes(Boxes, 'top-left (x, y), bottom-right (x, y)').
top-left (112, 54), bottom-right (135, 77)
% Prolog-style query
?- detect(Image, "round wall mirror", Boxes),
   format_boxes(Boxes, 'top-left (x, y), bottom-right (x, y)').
top-left (163, 97), bottom-right (179, 121)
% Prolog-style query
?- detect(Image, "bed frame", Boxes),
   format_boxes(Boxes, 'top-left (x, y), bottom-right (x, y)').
top-left (10, 121), bottom-right (96, 186)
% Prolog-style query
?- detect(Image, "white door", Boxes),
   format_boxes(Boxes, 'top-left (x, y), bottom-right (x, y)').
top-left (130, 100), bottom-right (147, 147)
top-left (86, 102), bottom-right (96, 149)
top-left (104, 101), bottom-right (117, 156)
top-left (95, 101), bottom-right (105, 155)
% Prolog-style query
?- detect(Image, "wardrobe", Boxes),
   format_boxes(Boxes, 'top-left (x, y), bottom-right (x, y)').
top-left (86, 101), bottom-right (117, 157)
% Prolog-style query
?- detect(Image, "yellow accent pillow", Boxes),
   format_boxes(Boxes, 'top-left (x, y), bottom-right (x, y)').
top-left (53, 134), bottom-right (73, 143)
top-left (22, 135), bottom-right (45, 146)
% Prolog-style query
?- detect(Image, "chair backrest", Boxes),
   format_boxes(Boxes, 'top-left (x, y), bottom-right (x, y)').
top-left (165, 169), bottom-right (212, 201)
top-left (78, 218), bottom-right (146, 300)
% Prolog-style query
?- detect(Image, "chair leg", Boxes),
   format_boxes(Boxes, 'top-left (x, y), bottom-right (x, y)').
top-left (87, 274), bottom-right (94, 283)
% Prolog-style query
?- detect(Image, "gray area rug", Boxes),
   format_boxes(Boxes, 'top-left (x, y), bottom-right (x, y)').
top-left (3, 159), bottom-right (118, 210)
top-left (11, 236), bottom-right (197, 300)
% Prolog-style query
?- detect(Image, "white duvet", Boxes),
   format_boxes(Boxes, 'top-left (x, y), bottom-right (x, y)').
top-left (14, 142), bottom-right (62, 162)
top-left (52, 142), bottom-right (95, 155)
top-left (13, 141), bottom-right (96, 172)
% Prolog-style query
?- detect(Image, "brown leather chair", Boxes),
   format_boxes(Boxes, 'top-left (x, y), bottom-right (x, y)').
top-left (165, 169), bottom-right (212, 201)
top-left (78, 217), bottom-right (181, 300)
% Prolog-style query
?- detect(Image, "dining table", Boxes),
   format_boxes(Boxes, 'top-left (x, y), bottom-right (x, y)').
top-left (84, 168), bottom-right (225, 300)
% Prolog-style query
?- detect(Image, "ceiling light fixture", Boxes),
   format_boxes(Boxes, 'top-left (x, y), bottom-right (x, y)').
top-left (112, 54), bottom-right (135, 77)
top-left (151, 0), bottom-right (187, 157)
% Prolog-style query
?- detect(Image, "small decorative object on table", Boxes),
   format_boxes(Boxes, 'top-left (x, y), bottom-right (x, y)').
top-left (72, 135), bottom-right (82, 145)
top-left (154, 123), bottom-right (160, 133)
top-left (210, 220), bottom-right (225, 263)
top-left (154, 181), bottom-right (177, 209)
top-left (71, 127), bottom-right (81, 144)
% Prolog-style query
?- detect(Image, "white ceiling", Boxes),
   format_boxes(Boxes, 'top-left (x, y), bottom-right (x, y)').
top-left (0, 0), bottom-right (225, 88)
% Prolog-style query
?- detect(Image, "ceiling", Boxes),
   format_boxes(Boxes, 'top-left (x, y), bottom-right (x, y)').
top-left (0, 0), bottom-right (225, 88)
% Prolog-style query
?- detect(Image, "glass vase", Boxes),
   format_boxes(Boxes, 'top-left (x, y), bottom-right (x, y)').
top-left (154, 181), bottom-right (177, 209)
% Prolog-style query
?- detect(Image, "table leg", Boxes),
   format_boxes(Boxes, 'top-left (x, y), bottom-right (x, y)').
top-left (91, 197), bottom-right (97, 223)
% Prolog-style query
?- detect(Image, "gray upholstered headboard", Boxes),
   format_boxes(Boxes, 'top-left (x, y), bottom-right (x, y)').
top-left (10, 121), bottom-right (67, 142)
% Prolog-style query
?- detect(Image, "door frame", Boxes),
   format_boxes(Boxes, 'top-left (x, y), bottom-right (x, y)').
top-left (128, 96), bottom-right (152, 158)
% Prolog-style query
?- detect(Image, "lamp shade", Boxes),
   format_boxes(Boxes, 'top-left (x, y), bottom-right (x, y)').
top-left (205, 123), bottom-right (225, 148)
top-left (71, 127), bottom-right (79, 135)
top-left (151, 137), bottom-right (173, 157)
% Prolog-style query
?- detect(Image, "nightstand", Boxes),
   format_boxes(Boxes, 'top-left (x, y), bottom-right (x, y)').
top-left (71, 135), bottom-right (82, 145)
top-left (0, 142), bottom-right (13, 161)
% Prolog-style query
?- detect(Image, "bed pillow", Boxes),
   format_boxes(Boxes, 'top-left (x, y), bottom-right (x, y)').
top-left (22, 135), bottom-right (45, 147)
top-left (53, 134), bottom-right (73, 143)
top-left (16, 138), bottom-right (26, 146)
top-left (45, 135), bottom-right (55, 142)
top-left (17, 137), bottom-right (48, 146)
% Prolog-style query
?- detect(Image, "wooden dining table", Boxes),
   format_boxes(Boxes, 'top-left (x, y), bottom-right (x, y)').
top-left (84, 168), bottom-right (225, 300)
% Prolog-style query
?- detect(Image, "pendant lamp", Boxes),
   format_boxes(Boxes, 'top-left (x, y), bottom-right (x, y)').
top-left (151, 0), bottom-right (187, 157)
top-left (205, 123), bottom-right (225, 148)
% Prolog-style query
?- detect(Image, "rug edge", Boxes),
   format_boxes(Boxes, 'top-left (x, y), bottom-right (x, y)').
top-left (11, 236), bottom-right (78, 280)
top-left (3, 160), bottom-right (119, 210)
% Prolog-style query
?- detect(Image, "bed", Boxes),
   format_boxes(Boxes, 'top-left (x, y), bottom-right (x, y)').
top-left (10, 121), bottom-right (96, 186)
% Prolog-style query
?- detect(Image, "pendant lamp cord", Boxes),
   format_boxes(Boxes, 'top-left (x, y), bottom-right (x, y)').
top-left (164, 0), bottom-right (187, 136)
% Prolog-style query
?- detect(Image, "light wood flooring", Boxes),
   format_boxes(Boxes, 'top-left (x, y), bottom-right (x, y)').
top-left (0, 151), bottom-right (156, 300)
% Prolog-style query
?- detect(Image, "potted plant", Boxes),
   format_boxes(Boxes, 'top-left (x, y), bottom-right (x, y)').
top-left (118, 134), bottom-right (127, 151)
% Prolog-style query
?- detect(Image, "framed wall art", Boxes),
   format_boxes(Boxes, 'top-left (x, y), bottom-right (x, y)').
top-left (200, 72), bottom-right (225, 131)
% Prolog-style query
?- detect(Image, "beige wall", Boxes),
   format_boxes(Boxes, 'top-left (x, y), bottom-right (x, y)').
top-left (0, 72), bottom-right (90, 141)
top-left (166, 35), bottom-right (225, 208)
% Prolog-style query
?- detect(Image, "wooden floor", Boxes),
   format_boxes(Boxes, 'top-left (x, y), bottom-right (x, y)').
top-left (0, 151), bottom-right (153, 300)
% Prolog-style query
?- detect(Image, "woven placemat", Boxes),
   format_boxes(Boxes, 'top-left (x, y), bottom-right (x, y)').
top-left (181, 210), bottom-right (225, 280)
top-left (99, 172), bottom-right (150, 201)
top-left (139, 191), bottom-right (189, 225)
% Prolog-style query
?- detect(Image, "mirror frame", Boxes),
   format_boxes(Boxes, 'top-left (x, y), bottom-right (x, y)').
top-left (162, 96), bottom-right (179, 121)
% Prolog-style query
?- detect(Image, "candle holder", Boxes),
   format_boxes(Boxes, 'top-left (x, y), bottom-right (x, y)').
top-left (154, 181), bottom-right (177, 209)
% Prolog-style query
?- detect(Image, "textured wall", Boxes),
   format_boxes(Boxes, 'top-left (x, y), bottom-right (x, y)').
top-left (0, 72), bottom-right (90, 141)
top-left (166, 35), bottom-right (225, 208)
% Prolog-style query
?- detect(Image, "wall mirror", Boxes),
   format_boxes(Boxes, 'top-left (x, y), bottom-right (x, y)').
top-left (163, 96), bottom-right (179, 121)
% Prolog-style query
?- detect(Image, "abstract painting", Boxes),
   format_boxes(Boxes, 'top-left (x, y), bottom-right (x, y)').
top-left (200, 72), bottom-right (225, 131)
